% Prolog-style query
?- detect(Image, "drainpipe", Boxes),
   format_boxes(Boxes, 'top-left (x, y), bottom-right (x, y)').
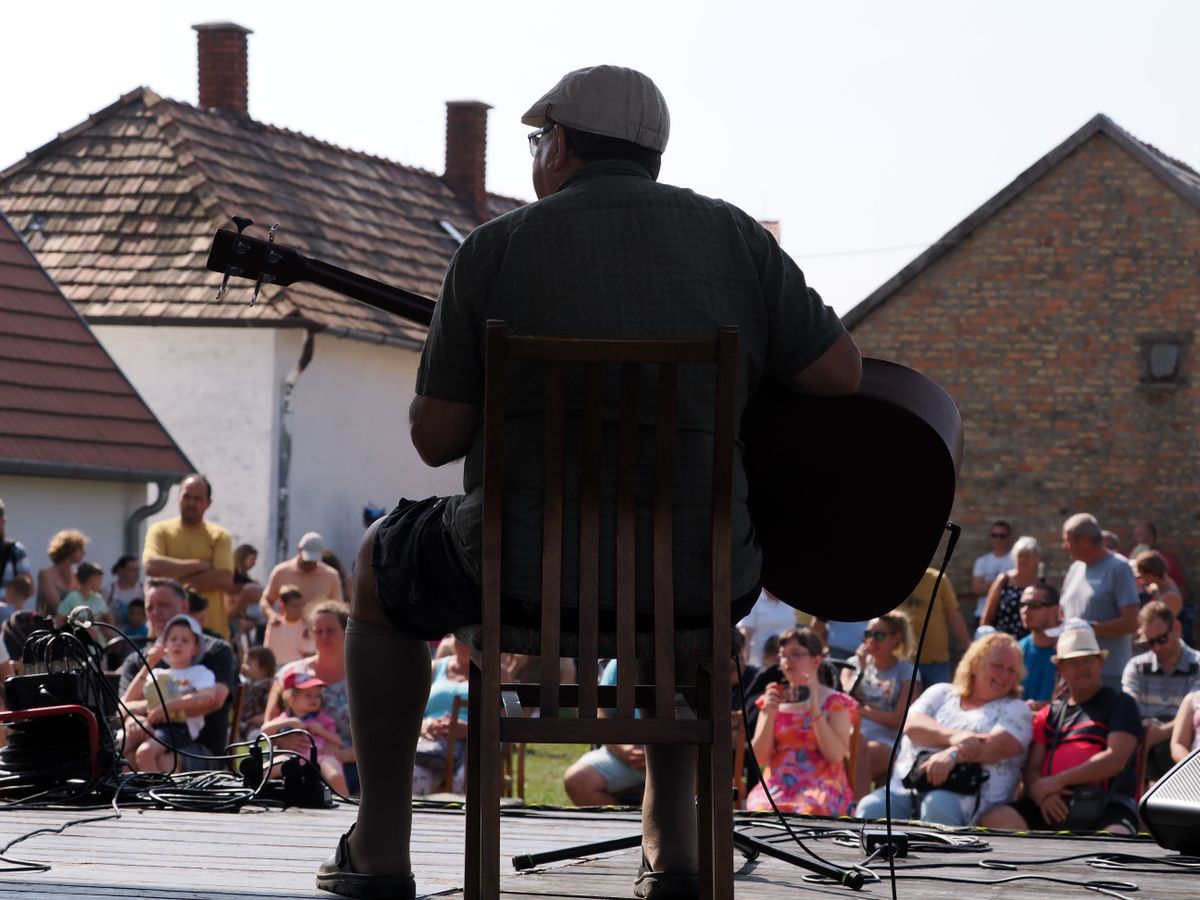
top-left (124, 480), bottom-right (174, 556)
top-left (275, 328), bottom-right (316, 562)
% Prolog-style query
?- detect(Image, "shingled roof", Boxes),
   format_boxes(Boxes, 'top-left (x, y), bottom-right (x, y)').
top-left (0, 87), bottom-right (523, 346)
top-left (0, 209), bottom-right (193, 481)
top-left (843, 113), bottom-right (1200, 329)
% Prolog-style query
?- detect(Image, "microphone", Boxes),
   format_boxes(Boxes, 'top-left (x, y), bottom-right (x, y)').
top-left (68, 606), bottom-right (95, 628)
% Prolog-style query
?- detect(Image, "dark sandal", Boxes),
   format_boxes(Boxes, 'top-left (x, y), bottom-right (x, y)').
top-left (633, 850), bottom-right (700, 899)
top-left (316, 824), bottom-right (417, 899)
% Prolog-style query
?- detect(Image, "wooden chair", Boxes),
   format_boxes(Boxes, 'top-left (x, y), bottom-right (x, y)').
top-left (731, 710), bottom-right (747, 810)
top-left (461, 322), bottom-right (739, 900)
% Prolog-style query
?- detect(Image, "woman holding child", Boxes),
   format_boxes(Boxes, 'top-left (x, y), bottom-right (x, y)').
top-left (267, 601), bottom-right (356, 778)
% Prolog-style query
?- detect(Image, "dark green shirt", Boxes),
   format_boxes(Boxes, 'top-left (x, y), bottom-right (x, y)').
top-left (417, 160), bottom-right (843, 617)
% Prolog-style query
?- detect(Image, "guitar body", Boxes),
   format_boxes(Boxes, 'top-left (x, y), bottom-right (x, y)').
top-left (208, 226), bottom-right (962, 621)
top-left (742, 361), bottom-right (962, 620)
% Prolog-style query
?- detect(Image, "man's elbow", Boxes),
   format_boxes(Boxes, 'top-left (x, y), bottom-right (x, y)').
top-left (791, 332), bottom-right (863, 397)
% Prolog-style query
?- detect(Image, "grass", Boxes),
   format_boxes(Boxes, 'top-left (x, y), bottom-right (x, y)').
top-left (519, 743), bottom-right (589, 806)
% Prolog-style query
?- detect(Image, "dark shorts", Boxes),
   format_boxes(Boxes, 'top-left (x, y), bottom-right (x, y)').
top-left (1007, 794), bottom-right (1138, 833)
top-left (372, 496), bottom-right (759, 642)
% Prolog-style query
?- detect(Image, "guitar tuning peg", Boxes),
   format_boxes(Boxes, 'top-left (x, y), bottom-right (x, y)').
top-left (232, 215), bottom-right (254, 234)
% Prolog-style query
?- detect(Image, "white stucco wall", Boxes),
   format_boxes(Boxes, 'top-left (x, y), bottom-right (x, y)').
top-left (0, 475), bottom-right (148, 588)
top-left (282, 329), bottom-right (463, 573)
top-left (91, 325), bottom-right (280, 580)
top-left (89, 324), bottom-right (460, 578)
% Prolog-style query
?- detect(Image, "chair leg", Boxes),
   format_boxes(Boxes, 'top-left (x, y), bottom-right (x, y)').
top-left (480, 671), bottom-right (503, 899)
top-left (465, 661), bottom-right (482, 900)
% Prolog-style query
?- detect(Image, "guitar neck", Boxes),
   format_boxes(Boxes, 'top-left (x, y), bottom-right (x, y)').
top-left (301, 255), bottom-right (435, 327)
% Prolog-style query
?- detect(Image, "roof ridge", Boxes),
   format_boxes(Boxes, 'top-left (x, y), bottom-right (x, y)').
top-left (151, 93), bottom-right (524, 205)
top-left (842, 112), bottom-right (1200, 330)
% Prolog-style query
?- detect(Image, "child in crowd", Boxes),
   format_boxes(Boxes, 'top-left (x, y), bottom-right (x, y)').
top-left (240, 646), bottom-right (277, 740)
top-left (56, 562), bottom-right (112, 625)
top-left (124, 599), bottom-right (149, 639)
top-left (263, 586), bottom-right (315, 666)
top-left (1018, 583), bottom-right (1062, 709)
top-left (105, 555), bottom-right (143, 626)
top-left (262, 669), bottom-right (348, 796)
top-left (0, 574), bottom-right (34, 625)
top-left (120, 614), bottom-right (216, 772)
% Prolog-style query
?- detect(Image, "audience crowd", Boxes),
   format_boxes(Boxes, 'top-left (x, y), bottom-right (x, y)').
top-left (3, 487), bottom-right (1198, 828)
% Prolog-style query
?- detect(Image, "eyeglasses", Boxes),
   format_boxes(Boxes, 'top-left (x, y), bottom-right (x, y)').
top-left (863, 630), bottom-right (895, 641)
top-left (990, 532), bottom-right (1010, 539)
top-left (779, 651), bottom-right (813, 662)
top-left (1020, 600), bottom-right (1051, 610)
top-left (1141, 632), bottom-right (1172, 647)
top-left (528, 124), bottom-right (554, 156)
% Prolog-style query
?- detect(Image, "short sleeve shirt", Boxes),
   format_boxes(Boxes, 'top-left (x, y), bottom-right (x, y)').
top-left (1033, 687), bottom-right (1142, 797)
top-left (1121, 643), bottom-right (1200, 720)
top-left (893, 569), bottom-right (959, 664)
top-left (1060, 554), bottom-right (1140, 682)
top-left (143, 518), bottom-right (235, 638)
top-left (889, 683), bottom-right (1032, 818)
top-left (417, 161), bottom-right (845, 615)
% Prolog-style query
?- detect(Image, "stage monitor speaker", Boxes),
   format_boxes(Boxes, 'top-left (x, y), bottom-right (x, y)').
top-left (1139, 746), bottom-right (1200, 853)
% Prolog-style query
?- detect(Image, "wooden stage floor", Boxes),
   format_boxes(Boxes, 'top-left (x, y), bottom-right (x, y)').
top-left (0, 800), bottom-right (1194, 899)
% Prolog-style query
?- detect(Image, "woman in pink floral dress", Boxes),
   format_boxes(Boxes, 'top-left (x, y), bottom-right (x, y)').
top-left (746, 627), bottom-right (857, 815)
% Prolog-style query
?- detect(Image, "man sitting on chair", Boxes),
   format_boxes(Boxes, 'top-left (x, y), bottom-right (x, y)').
top-left (316, 65), bottom-right (861, 900)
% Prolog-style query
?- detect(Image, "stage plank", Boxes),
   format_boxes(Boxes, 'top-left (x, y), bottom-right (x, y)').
top-left (0, 804), bottom-right (1192, 898)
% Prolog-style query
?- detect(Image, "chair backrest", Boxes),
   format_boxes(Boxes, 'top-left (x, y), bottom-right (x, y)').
top-left (479, 321), bottom-right (739, 723)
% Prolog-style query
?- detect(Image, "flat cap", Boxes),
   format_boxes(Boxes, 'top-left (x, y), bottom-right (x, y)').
top-left (521, 65), bottom-right (669, 153)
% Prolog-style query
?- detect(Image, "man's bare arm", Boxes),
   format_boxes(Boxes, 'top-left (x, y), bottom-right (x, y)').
top-left (1092, 603), bottom-right (1138, 638)
top-left (144, 557), bottom-right (210, 578)
top-left (791, 331), bottom-right (862, 396)
top-left (409, 395), bottom-right (480, 467)
top-left (185, 567), bottom-right (234, 593)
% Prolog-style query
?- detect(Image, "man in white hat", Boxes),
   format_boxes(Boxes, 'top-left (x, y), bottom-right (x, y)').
top-left (980, 623), bottom-right (1142, 834)
top-left (319, 66), bottom-right (862, 899)
top-left (260, 531), bottom-right (344, 624)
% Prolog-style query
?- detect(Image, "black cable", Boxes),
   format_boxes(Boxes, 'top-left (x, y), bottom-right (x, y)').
top-left (868, 521), bottom-right (962, 900)
top-left (733, 653), bottom-right (872, 887)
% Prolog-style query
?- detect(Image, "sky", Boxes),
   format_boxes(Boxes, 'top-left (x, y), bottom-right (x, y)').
top-left (3, 1), bottom-right (1199, 315)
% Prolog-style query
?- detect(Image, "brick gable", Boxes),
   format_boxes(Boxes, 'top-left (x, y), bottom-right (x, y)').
top-left (848, 119), bottom-right (1200, 590)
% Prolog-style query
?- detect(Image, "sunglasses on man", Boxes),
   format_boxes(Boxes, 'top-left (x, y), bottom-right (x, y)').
top-left (1138, 631), bottom-right (1172, 648)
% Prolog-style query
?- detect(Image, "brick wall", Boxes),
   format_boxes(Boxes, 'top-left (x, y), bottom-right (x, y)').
top-left (849, 133), bottom-right (1200, 599)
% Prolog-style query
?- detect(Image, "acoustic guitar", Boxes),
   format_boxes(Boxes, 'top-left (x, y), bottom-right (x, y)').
top-left (207, 223), bottom-right (962, 620)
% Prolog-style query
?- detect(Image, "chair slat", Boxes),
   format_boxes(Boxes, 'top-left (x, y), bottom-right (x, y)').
top-left (614, 362), bottom-right (640, 719)
top-left (576, 365), bottom-right (603, 719)
top-left (653, 363), bottom-right (677, 720)
top-left (539, 362), bottom-right (565, 716)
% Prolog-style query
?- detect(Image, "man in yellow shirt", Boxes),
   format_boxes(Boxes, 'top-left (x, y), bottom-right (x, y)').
top-left (143, 475), bottom-right (234, 638)
top-left (893, 567), bottom-right (971, 685)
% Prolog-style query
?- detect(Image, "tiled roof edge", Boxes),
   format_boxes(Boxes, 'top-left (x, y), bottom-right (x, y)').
top-left (0, 459), bottom-right (191, 484)
top-left (0, 87), bottom-right (155, 180)
top-left (0, 207), bottom-right (195, 472)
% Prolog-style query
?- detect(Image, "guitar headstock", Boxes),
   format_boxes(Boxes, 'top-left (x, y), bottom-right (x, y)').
top-left (207, 218), bottom-right (309, 304)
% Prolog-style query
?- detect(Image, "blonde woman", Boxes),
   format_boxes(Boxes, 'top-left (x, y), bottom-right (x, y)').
top-left (855, 632), bottom-right (1032, 825)
top-left (842, 612), bottom-right (922, 797)
top-left (36, 529), bottom-right (87, 616)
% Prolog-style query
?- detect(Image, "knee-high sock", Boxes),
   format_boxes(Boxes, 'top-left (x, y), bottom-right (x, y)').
top-left (344, 617), bottom-right (432, 876)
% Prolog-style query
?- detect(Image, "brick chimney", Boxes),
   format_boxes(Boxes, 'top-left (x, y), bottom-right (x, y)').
top-left (444, 101), bottom-right (492, 219)
top-left (193, 22), bottom-right (253, 114)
